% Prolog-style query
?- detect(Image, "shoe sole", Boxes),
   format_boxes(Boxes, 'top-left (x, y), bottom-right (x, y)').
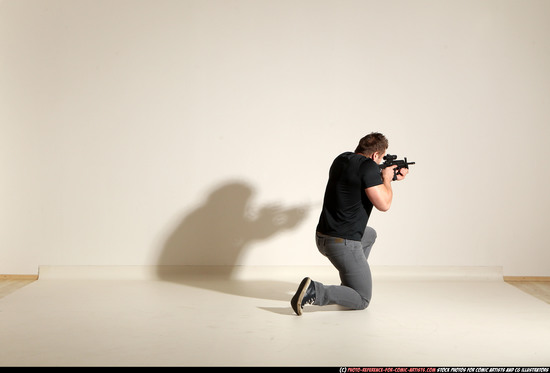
top-left (291, 277), bottom-right (311, 316)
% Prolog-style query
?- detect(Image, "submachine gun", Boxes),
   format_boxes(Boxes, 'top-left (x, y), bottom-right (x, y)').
top-left (379, 154), bottom-right (415, 181)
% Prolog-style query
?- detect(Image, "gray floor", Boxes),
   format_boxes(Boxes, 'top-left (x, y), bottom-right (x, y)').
top-left (1, 266), bottom-right (549, 367)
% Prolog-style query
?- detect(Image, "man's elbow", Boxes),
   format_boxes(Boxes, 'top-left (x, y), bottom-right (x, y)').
top-left (365, 186), bottom-right (392, 212)
top-left (374, 201), bottom-right (391, 212)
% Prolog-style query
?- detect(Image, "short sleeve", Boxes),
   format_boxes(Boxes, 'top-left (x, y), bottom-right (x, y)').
top-left (360, 159), bottom-right (383, 189)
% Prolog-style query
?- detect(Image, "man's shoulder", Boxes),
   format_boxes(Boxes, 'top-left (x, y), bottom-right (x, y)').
top-left (336, 152), bottom-right (365, 161)
top-left (336, 152), bottom-right (376, 167)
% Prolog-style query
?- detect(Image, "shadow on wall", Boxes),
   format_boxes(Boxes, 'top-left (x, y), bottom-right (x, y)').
top-left (156, 180), bottom-right (311, 301)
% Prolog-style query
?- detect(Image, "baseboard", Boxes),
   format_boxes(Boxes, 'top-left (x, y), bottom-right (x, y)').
top-left (0, 266), bottom-right (516, 282)
top-left (503, 276), bottom-right (550, 282)
top-left (34, 265), bottom-right (504, 282)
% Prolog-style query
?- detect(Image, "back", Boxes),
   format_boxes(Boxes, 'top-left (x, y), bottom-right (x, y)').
top-left (316, 152), bottom-right (383, 241)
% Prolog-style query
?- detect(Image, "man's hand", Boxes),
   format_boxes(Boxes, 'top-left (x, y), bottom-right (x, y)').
top-left (382, 165), bottom-right (409, 182)
top-left (395, 167), bottom-right (409, 181)
top-left (381, 166), bottom-right (397, 183)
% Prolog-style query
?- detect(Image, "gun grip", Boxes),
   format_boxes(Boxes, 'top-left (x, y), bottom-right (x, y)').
top-left (392, 168), bottom-right (399, 181)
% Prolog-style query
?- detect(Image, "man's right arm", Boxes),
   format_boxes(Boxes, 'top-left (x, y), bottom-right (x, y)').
top-left (365, 166), bottom-right (409, 211)
top-left (365, 181), bottom-right (392, 212)
top-left (365, 166), bottom-right (396, 212)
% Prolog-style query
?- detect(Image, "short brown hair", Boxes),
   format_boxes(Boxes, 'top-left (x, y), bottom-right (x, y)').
top-left (354, 132), bottom-right (388, 155)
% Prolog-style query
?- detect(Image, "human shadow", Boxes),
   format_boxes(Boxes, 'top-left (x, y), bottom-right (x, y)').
top-left (156, 180), bottom-right (310, 301)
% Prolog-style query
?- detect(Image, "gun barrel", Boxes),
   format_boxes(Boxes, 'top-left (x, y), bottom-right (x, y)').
top-left (379, 155), bottom-right (416, 169)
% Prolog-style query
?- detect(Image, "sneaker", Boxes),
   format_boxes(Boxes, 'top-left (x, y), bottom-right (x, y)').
top-left (291, 277), bottom-right (316, 316)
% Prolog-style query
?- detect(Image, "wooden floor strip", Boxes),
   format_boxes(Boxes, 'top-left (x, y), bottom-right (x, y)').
top-left (0, 274), bottom-right (39, 280)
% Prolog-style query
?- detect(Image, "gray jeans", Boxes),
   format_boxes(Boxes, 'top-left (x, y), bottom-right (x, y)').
top-left (313, 227), bottom-right (377, 310)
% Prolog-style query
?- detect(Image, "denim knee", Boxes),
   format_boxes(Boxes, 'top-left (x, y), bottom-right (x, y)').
top-left (362, 226), bottom-right (377, 245)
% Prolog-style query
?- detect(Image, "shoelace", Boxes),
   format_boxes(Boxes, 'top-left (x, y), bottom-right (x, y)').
top-left (302, 295), bottom-right (316, 308)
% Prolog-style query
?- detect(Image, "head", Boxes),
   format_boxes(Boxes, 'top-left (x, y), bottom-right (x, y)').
top-left (354, 132), bottom-right (388, 163)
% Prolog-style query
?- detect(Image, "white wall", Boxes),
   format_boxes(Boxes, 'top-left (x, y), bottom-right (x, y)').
top-left (2, 0), bottom-right (550, 276)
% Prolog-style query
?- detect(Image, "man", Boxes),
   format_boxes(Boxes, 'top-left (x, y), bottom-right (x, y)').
top-left (291, 132), bottom-right (409, 315)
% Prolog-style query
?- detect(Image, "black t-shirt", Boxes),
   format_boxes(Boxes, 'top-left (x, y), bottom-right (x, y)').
top-left (316, 152), bottom-right (383, 241)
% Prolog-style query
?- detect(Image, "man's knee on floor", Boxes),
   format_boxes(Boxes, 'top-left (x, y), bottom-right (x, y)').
top-left (355, 297), bottom-right (370, 310)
